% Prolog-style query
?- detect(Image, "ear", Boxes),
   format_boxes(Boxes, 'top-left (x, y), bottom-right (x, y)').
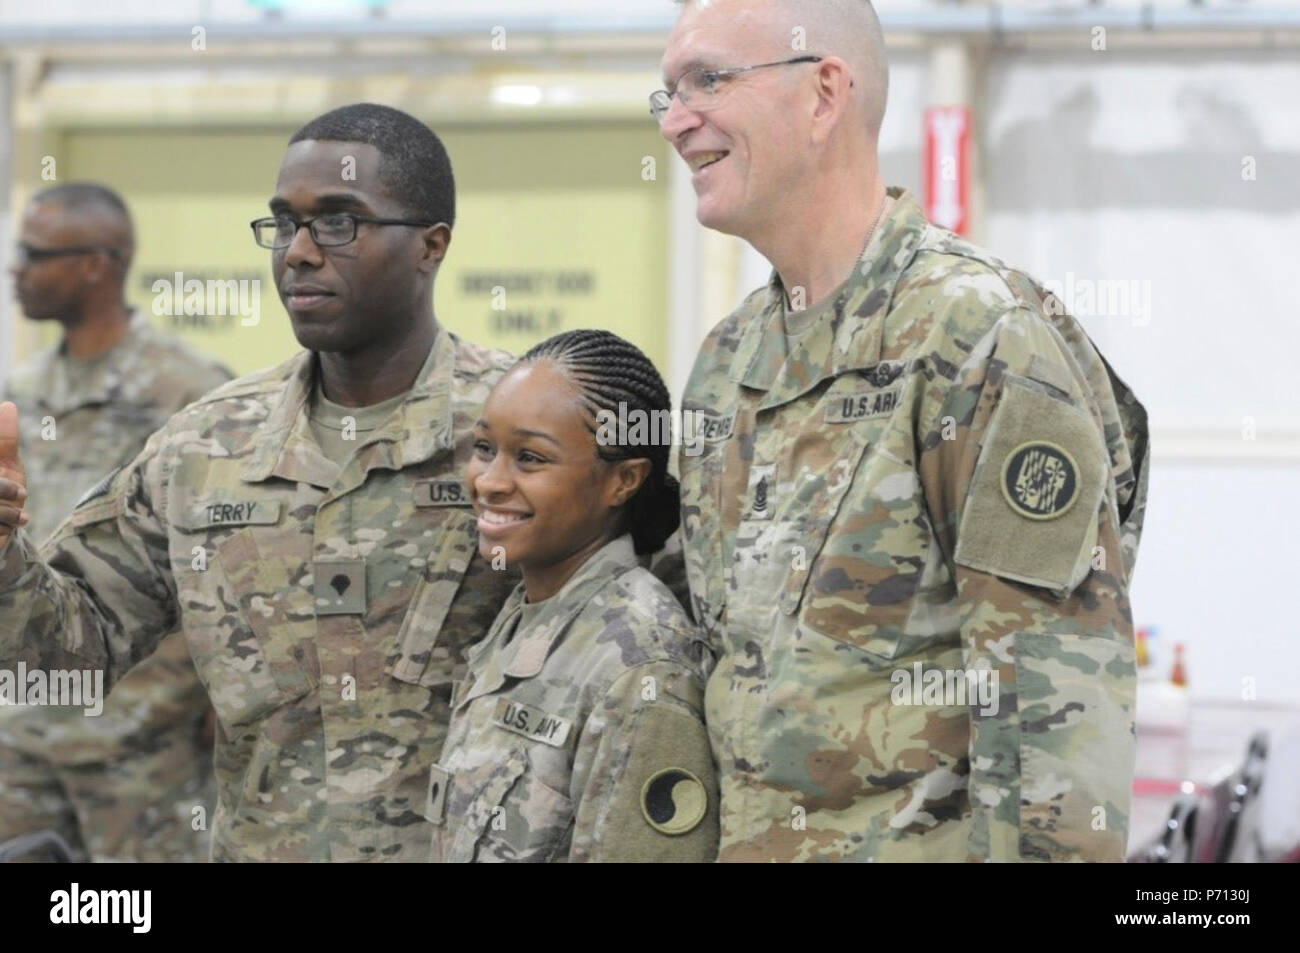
top-left (82, 251), bottom-right (112, 285)
top-left (603, 457), bottom-right (652, 509)
top-left (417, 223), bottom-right (452, 274)
top-left (809, 56), bottom-right (855, 145)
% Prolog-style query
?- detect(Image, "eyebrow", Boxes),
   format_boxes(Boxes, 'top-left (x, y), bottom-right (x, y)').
top-left (474, 420), bottom-right (562, 449)
top-left (664, 56), bottom-right (723, 87)
top-left (268, 193), bottom-right (372, 214)
top-left (513, 427), bottom-right (562, 447)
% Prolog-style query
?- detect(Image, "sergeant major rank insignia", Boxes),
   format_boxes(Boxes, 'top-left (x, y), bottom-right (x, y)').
top-left (1000, 440), bottom-right (1079, 520)
top-left (746, 464), bottom-right (776, 521)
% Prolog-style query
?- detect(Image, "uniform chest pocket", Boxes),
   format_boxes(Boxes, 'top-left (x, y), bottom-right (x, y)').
top-left (779, 412), bottom-right (927, 664)
top-left (442, 748), bottom-right (574, 863)
top-left (678, 434), bottom-right (728, 633)
top-left (186, 523), bottom-right (318, 732)
top-left (387, 506), bottom-right (482, 689)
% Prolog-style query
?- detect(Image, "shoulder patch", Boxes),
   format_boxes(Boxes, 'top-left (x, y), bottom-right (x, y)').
top-left (953, 376), bottom-right (1107, 595)
top-left (640, 767), bottom-right (708, 835)
top-left (1000, 440), bottom-right (1079, 520)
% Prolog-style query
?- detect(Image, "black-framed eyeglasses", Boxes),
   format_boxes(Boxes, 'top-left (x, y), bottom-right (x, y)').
top-left (13, 243), bottom-right (121, 266)
top-left (249, 212), bottom-right (441, 250)
top-left (650, 55), bottom-right (825, 121)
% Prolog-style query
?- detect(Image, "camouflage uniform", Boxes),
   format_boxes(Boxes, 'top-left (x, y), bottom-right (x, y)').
top-left (0, 313), bottom-right (230, 862)
top-left (678, 188), bottom-right (1149, 862)
top-left (429, 534), bottom-right (717, 862)
top-left (0, 328), bottom-right (520, 861)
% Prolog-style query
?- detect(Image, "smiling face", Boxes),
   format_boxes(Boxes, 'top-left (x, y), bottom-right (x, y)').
top-left (658, 0), bottom-right (811, 239)
top-left (269, 139), bottom-right (446, 355)
top-left (466, 360), bottom-right (648, 593)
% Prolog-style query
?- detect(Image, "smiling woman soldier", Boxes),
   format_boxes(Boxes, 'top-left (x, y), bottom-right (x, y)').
top-left (427, 330), bottom-right (717, 863)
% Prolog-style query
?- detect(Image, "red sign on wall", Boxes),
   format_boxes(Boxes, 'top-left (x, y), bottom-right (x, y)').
top-left (924, 106), bottom-right (971, 236)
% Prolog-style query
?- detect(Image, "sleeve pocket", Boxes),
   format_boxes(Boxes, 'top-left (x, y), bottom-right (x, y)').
top-left (955, 376), bottom-right (1106, 598)
top-left (1015, 630), bottom-right (1136, 862)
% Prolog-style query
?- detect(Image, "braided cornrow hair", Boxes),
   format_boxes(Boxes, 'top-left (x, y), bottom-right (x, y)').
top-left (521, 329), bottom-right (681, 555)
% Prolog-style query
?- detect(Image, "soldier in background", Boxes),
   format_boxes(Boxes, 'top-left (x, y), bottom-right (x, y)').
top-left (0, 183), bottom-right (230, 861)
top-left (658, 0), bottom-right (1149, 861)
top-left (0, 105), bottom-right (519, 861)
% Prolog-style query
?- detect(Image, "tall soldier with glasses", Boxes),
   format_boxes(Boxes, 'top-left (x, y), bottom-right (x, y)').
top-left (659, 0), bottom-right (1149, 862)
top-left (0, 104), bottom-right (518, 861)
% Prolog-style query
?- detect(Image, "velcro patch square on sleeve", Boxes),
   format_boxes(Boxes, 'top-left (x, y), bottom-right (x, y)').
top-left (591, 704), bottom-right (718, 862)
top-left (954, 376), bottom-right (1106, 595)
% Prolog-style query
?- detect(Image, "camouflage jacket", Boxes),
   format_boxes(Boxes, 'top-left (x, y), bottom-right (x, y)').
top-left (0, 313), bottom-right (230, 754)
top-left (678, 188), bottom-right (1150, 862)
top-left (0, 328), bottom-right (520, 861)
top-left (4, 312), bottom-right (231, 544)
top-left (429, 534), bottom-right (718, 862)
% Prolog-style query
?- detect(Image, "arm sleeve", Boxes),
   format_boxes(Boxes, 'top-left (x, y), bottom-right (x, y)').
top-left (568, 660), bottom-right (719, 863)
top-left (0, 425), bottom-right (179, 689)
top-left (919, 306), bottom-right (1143, 862)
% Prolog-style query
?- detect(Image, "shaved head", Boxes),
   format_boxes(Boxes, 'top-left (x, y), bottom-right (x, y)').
top-left (30, 182), bottom-right (135, 279)
top-left (661, 0), bottom-right (890, 256)
top-left (676, 0), bottom-right (889, 138)
top-left (14, 182), bottom-right (135, 325)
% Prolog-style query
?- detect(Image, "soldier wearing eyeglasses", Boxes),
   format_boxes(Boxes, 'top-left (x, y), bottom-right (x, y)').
top-left (0, 105), bottom-right (519, 862)
top-left (659, 0), bottom-right (1149, 862)
top-left (0, 182), bottom-right (230, 862)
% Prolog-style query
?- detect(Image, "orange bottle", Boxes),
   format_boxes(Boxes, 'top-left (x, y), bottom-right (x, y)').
top-left (1170, 643), bottom-right (1188, 688)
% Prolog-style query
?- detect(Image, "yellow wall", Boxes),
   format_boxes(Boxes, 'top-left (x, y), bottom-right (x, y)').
top-left (46, 121), bottom-right (669, 375)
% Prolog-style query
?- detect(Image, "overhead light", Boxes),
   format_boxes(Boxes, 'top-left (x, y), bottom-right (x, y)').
top-left (491, 84), bottom-right (543, 106)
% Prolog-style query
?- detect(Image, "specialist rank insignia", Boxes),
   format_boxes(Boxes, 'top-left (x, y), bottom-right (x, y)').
top-left (640, 767), bottom-right (708, 835)
top-left (1000, 440), bottom-right (1079, 520)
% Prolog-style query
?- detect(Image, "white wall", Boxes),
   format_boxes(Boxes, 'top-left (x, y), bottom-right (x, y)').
top-left (984, 51), bottom-right (1300, 702)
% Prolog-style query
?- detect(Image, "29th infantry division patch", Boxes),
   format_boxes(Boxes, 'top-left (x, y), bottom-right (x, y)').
top-left (640, 768), bottom-right (708, 835)
top-left (1000, 440), bottom-right (1079, 520)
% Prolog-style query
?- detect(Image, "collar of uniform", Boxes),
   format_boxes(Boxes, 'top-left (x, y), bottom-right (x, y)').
top-left (361, 325), bottom-right (457, 470)
top-left (727, 187), bottom-right (925, 410)
top-left (500, 534), bottom-right (639, 680)
top-left (239, 326), bottom-right (456, 484)
top-left (239, 350), bottom-right (316, 483)
top-left (40, 310), bottom-right (150, 415)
